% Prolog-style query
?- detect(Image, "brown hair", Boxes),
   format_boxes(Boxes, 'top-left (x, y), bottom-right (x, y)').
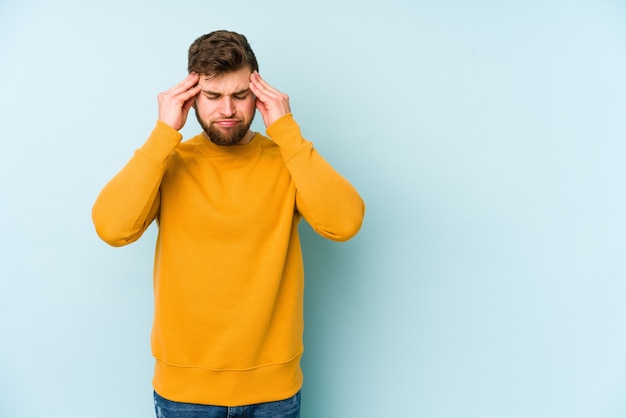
top-left (187, 30), bottom-right (259, 77)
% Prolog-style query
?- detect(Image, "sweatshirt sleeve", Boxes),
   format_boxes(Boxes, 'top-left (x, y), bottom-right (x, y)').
top-left (266, 114), bottom-right (365, 242)
top-left (92, 121), bottom-right (183, 247)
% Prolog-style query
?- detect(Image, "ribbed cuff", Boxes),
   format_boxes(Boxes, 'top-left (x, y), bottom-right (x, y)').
top-left (137, 121), bottom-right (184, 166)
top-left (265, 114), bottom-right (312, 161)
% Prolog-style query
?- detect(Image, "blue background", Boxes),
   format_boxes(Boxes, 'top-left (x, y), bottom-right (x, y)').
top-left (1, 1), bottom-right (625, 417)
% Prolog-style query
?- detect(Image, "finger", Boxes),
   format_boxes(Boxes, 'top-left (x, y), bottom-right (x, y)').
top-left (182, 90), bottom-right (199, 113)
top-left (250, 71), bottom-right (282, 98)
top-left (255, 99), bottom-right (271, 127)
top-left (255, 97), bottom-right (267, 113)
top-left (181, 72), bottom-right (200, 86)
top-left (250, 81), bottom-right (281, 104)
top-left (182, 100), bottom-right (194, 116)
top-left (166, 73), bottom-right (200, 96)
top-left (172, 83), bottom-right (201, 107)
top-left (249, 80), bottom-right (264, 99)
top-left (183, 83), bottom-right (202, 100)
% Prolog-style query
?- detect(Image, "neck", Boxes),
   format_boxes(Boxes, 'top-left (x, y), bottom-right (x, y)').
top-left (237, 130), bottom-right (255, 145)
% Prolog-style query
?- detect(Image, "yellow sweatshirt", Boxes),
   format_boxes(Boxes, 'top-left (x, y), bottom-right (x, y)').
top-left (92, 114), bottom-right (365, 406)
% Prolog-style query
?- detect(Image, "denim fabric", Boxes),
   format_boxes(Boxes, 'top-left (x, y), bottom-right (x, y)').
top-left (153, 391), bottom-right (301, 418)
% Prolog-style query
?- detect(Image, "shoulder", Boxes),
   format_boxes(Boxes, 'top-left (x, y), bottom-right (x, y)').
top-left (172, 135), bottom-right (206, 158)
top-left (256, 133), bottom-right (280, 152)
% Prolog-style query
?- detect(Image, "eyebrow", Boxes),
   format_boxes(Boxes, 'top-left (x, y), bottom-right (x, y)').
top-left (202, 88), bottom-right (251, 97)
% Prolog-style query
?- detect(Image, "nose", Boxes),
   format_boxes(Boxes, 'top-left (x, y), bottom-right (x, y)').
top-left (220, 96), bottom-right (235, 117)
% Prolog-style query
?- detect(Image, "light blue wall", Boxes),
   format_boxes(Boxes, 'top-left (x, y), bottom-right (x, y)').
top-left (1, 1), bottom-right (625, 417)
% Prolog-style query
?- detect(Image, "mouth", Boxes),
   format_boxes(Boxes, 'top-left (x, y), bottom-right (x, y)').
top-left (214, 119), bottom-right (240, 128)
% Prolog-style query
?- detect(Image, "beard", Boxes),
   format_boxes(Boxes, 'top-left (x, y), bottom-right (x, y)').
top-left (196, 111), bottom-right (254, 146)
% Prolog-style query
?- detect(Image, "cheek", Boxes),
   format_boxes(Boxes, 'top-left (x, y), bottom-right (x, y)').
top-left (241, 98), bottom-right (257, 117)
top-left (195, 98), bottom-right (217, 115)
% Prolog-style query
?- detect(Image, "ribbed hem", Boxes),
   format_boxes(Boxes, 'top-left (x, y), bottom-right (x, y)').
top-left (152, 354), bottom-right (303, 407)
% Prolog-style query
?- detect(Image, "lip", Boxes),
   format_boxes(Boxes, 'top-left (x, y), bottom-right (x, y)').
top-left (214, 119), bottom-right (240, 127)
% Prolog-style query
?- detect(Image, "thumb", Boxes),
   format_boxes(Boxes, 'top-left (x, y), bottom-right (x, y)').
top-left (183, 96), bottom-right (196, 114)
top-left (255, 98), bottom-right (270, 126)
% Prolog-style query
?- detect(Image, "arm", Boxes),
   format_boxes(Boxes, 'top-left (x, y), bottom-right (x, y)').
top-left (92, 122), bottom-right (182, 246)
top-left (250, 72), bottom-right (365, 241)
top-left (92, 74), bottom-right (201, 246)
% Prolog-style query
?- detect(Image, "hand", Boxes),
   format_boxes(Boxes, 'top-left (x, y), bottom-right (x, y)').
top-left (249, 71), bottom-right (291, 127)
top-left (157, 73), bottom-right (201, 131)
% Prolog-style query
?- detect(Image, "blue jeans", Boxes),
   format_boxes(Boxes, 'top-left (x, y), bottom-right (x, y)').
top-left (153, 391), bottom-right (301, 418)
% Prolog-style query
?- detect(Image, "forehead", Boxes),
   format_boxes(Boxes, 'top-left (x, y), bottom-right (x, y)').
top-left (199, 67), bottom-right (252, 92)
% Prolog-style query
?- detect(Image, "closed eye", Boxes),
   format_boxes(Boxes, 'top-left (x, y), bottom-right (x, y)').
top-left (202, 88), bottom-right (251, 101)
top-left (203, 92), bottom-right (221, 100)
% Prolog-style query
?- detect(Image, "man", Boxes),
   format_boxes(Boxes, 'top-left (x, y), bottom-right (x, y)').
top-left (92, 30), bottom-right (364, 417)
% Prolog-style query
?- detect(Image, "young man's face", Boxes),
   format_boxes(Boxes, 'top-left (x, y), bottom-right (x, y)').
top-left (194, 67), bottom-right (256, 146)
